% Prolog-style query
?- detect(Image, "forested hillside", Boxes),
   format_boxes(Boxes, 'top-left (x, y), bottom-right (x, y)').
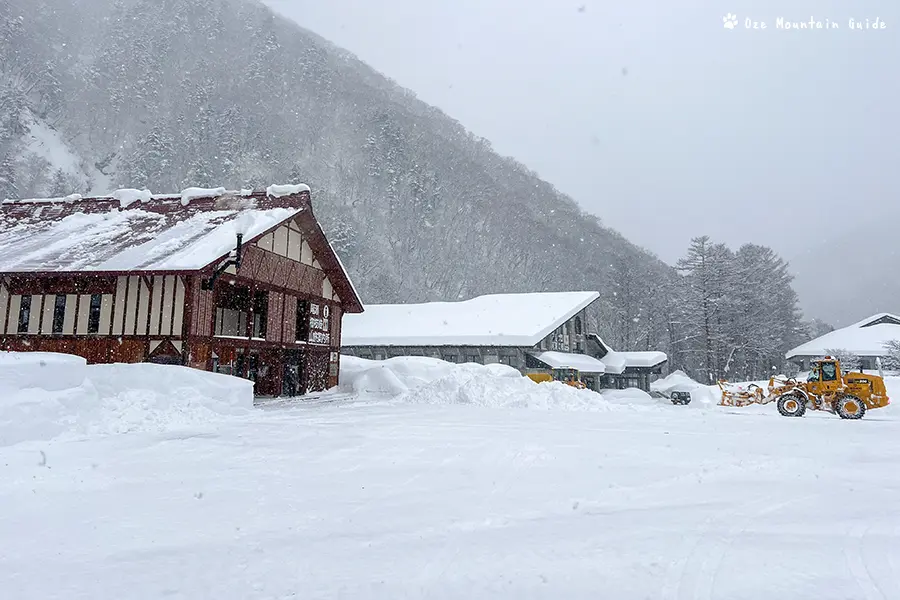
top-left (0, 0), bottom-right (807, 380)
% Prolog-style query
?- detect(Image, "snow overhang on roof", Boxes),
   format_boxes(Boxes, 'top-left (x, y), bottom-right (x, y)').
top-left (786, 312), bottom-right (900, 358)
top-left (586, 334), bottom-right (667, 374)
top-left (528, 351), bottom-right (607, 373)
top-left (341, 291), bottom-right (600, 347)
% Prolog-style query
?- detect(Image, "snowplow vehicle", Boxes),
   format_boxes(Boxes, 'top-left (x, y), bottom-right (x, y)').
top-left (717, 357), bottom-right (889, 419)
top-left (527, 368), bottom-right (587, 390)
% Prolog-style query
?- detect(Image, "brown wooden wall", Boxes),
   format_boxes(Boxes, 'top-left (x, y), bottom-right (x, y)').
top-left (191, 278), bottom-right (214, 337)
top-left (238, 245), bottom-right (325, 297)
top-left (0, 337), bottom-right (147, 363)
top-left (266, 292), bottom-right (284, 344)
top-left (282, 294), bottom-right (298, 343)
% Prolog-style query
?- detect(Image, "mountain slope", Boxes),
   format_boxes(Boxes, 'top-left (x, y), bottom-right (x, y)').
top-left (1, 0), bottom-right (675, 350)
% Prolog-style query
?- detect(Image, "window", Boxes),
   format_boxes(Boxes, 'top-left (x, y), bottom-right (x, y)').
top-left (17, 295), bottom-right (32, 333)
top-left (444, 354), bottom-right (457, 363)
top-left (252, 290), bottom-right (268, 339)
top-left (821, 362), bottom-right (837, 381)
top-left (52, 295), bottom-right (66, 334)
top-left (214, 285), bottom-right (251, 337)
top-left (87, 294), bottom-right (102, 334)
top-left (467, 354), bottom-right (480, 364)
top-left (296, 299), bottom-right (309, 341)
top-left (574, 316), bottom-right (583, 334)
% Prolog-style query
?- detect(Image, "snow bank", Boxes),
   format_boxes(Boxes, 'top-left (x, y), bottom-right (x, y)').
top-left (652, 370), bottom-right (719, 406)
top-left (180, 186), bottom-right (227, 206)
top-left (0, 353), bottom-right (254, 446)
top-left (112, 188), bottom-right (152, 208)
top-left (337, 356), bottom-right (657, 413)
top-left (267, 183), bottom-right (311, 198)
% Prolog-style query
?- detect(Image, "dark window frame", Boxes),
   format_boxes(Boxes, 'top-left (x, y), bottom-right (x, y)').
top-left (51, 294), bottom-right (66, 334)
top-left (252, 290), bottom-right (268, 339)
top-left (17, 295), bottom-right (32, 333)
top-left (87, 294), bottom-right (102, 334)
top-left (296, 299), bottom-right (310, 341)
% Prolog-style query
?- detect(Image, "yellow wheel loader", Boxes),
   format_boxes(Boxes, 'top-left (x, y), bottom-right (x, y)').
top-left (717, 357), bottom-right (889, 419)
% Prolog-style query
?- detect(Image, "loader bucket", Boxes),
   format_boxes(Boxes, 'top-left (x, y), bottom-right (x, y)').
top-left (717, 380), bottom-right (766, 407)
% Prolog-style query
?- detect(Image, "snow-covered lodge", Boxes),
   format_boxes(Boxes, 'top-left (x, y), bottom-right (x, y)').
top-left (340, 291), bottom-right (668, 391)
top-left (0, 185), bottom-right (362, 396)
top-left (787, 312), bottom-right (900, 370)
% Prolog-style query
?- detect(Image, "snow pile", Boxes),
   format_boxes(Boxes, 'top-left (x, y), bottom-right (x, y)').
top-left (266, 183), bottom-right (311, 198)
top-left (0, 353), bottom-right (253, 446)
top-left (180, 187), bottom-right (227, 206)
top-left (600, 386), bottom-right (658, 406)
top-left (652, 369), bottom-right (719, 406)
top-left (885, 376), bottom-right (900, 413)
top-left (112, 188), bottom-right (152, 208)
top-left (338, 356), bottom-right (657, 412)
top-left (0, 352), bottom-right (88, 394)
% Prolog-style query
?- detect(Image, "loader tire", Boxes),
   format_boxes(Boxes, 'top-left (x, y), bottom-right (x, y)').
top-left (835, 395), bottom-right (866, 420)
top-left (777, 393), bottom-right (806, 417)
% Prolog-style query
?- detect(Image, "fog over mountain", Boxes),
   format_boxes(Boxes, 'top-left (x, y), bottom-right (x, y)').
top-left (1, 0), bottom-right (816, 379)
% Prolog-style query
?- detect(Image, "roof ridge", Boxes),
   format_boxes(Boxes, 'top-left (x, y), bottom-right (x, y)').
top-left (1, 183), bottom-right (311, 207)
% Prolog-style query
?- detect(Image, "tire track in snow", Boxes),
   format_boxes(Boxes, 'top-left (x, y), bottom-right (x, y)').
top-left (659, 494), bottom-right (777, 600)
top-left (844, 522), bottom-right (889, 600)
top-left (689, 493), bottom-right (818, 600)
top-left (416, 445), bottom-right (542, 589)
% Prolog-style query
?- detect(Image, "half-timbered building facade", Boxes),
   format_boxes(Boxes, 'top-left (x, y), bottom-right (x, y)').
top-left (0, 185), bottom-right (363, 396)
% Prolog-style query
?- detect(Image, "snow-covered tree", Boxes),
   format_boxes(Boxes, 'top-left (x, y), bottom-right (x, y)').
top-left (883, 340), bottom-right (900, 372)
top-left (823, 349), bottom-right (861, 372)
top-left (118, 124), bottom-right (176, 190)
top-left (0, 152), bottom-right (17, 199)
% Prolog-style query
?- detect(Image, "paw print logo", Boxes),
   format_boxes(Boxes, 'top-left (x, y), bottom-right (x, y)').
top-left (723, 13), bottom-right (738, 29)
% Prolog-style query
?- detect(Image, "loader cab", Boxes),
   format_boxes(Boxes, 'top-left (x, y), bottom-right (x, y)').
top-left (808, 358), bottom-right (841, 394)
top-left (808, 359), bottom-right (839, 381)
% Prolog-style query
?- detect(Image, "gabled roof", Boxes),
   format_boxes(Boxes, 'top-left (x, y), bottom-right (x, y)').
top-left (787, 312), bottom-right (900, 358)
top-left (587, 334), bottom-right (668, 374)
top-left (0, 185), bottom-right (363, 313)
top-left (341, 291), bottom-right (600, 347)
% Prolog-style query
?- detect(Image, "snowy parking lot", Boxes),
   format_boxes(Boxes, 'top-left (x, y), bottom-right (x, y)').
top-left (2, 368), bottom-right (899, 599)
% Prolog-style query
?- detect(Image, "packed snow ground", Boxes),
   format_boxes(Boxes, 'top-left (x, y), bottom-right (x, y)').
top-left (1, 354), bottom-right (899, 599)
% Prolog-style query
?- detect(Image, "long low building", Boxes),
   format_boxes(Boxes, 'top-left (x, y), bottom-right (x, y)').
top-left (787, 312), bottom-right (900, 370)
top-left (340, 291), bottom-right (668, 391)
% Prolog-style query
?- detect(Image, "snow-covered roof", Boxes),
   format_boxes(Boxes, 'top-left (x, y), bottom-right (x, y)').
top-left (787, 313), bottom-right (900, 358)
top-left (587, 335), bottom-right (668, 374)
top-left (528, 351), bottom-right (607, 373)
top-left (341, 291), bottom-right (600, 347)
top-left (0, 188), bottom-right (304, 272)
top-left (0, 185), bottom-right (364, 312)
